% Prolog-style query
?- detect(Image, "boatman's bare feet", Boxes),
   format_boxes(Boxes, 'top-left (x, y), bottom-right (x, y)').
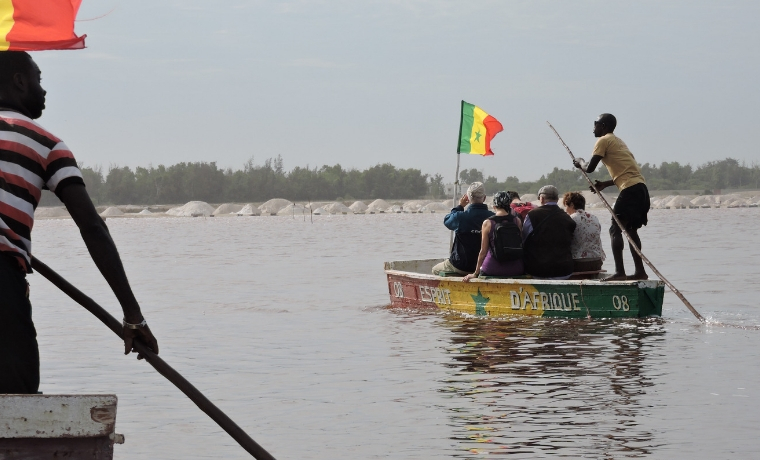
top-left (626, 273), bottom-right (649, 281)
top-left (602, 273), bottom-right (627, 282)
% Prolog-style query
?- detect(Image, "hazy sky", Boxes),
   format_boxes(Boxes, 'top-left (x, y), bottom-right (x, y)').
top-left (33, 0), bottom-right (760, 183)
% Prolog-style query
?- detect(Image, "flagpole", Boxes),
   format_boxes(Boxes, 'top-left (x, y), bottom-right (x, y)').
top-left (450, 100), bottom-right (466, 251)
top-left (450, 153), bottom-right (461, 251)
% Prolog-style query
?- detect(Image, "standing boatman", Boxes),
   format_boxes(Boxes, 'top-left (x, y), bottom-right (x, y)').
top-left (573, 113), bottom-right (650, 281)
top-left (0, 51), bottom-right (159, 394)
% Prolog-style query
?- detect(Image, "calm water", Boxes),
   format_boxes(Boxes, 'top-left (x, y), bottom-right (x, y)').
top-left (28, 208), bottom-right (760, 459)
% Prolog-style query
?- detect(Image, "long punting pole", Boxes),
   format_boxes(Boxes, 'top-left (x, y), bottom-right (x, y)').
top-left (31, 256), bottom-right (277, 460)
top-left (545, 122), bottom-right (705, 323)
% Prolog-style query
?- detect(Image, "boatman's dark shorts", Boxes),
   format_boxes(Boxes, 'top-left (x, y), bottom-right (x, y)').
top-left (611, 182), bottom-right (650, 232)
top-left (0, 253), bottom-right (40, 394)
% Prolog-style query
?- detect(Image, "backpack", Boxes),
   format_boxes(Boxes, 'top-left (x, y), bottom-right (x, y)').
top-left (490, 214), bottom-right (523, 262)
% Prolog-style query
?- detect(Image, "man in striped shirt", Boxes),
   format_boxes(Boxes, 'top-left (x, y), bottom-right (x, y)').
top-left (0, 51), bottom-right (159, 394)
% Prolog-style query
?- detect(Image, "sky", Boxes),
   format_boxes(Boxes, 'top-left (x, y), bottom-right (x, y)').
top-left (33, 0), bottom-right (760, 183)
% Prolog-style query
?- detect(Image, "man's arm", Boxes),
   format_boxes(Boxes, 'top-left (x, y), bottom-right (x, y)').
top-left (57, 184), bottom-right (158, 357)
top-left (443, 194), bottom-right (469, 231)
top-left (572, 156), bottom-right (614, 193)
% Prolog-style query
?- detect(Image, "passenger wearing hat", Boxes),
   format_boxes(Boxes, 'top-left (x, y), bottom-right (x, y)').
top-left (573, 113), bottom-right (649, 281)
top-left (432, 182), bottom-right (494, 275)
top-left (521, 185), bottom-right (577, 279)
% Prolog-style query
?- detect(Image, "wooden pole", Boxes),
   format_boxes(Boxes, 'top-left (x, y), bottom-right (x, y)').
top-left (545, 122), bottom-right (705, 323)
top-left (31, 256), bottom-right (277, 459)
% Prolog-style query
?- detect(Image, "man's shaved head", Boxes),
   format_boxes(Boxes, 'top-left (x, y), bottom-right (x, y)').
top-left (0, 51), bottom-right (46, 119)
top-left (0, 51), bottom-right (34, 88)
top-left (596, 113), bottom-right (617, 132)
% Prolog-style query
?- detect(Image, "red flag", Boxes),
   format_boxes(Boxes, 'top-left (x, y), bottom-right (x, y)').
top-left (1, 0), bottom-right (86, 51)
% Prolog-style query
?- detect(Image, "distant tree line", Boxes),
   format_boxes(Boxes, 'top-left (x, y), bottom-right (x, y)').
top-left (38, 157), bottom-right (760, 207)
top-left (63, 156), bottom-right (431, 206)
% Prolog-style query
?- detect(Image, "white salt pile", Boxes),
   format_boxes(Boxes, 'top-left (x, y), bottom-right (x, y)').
top-left (277, 204), bottom-right (307, 216)
top-left (691, 196), bottom-right (716, 207)
top-left (349, 201), bottom-right (368, 213)
top-left (312, 206), bottom-right (328, 215)
top-left (166, 201), bottom-right (215, 217)
top-left (213, 203), bottom-right (243, 215)
top-left (138, 209), bottom-right (152, 215)
top-left (258, 198), bottom-right (292, 215)
top-left (402, 200), bottom-right (428, 213)
top-left (367, 199), bottom-right (391, 213)
top-left (665, 196), bottom-right (694, 209)
top-left (650, 196), bottom-right (673, 209)
top-left (35, 207), bottom-right (70, 218)
top-left (387, 205), bottom-right (403, 213)
top-left (100, 207), bottom-right (124, 217)
top-left (521, 194), bottom-right (538, 203)
top-left (323, 202), bottom-right (352, 214)
top-left (237, 204), bottom-right (261, 216)
top-left (421, 202), bottom-right (450, 213)
top-left (726, 198), bottom-right (749, 208)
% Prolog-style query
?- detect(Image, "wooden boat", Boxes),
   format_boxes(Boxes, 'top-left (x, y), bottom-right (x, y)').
top-left (385, 259), bottom-right (664, 318)
top-left (0, 394), bottom-right (123, 459)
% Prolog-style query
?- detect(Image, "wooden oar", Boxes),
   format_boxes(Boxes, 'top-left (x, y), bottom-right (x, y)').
top-left (545, 122), bottom-right (706, 323)
top-left (31, 256), bottom-right (277, 460)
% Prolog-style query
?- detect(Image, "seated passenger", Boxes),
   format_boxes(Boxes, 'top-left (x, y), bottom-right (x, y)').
top-left (508, 190), bottom-right (534, 221)
top-left (522, 185), bottom-right (576, 279)
top-left (432, 182), bottom-right (494, 275)
top-left (463, 192), bottom-right (524, 281)
top-left (563, 192), bottom-right (606, 272)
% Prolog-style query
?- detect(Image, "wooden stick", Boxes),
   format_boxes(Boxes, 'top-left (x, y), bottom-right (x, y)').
top-left (31, 256), bottom-right (277, 459)
top-left (545, 122), bottom-right (705, 323)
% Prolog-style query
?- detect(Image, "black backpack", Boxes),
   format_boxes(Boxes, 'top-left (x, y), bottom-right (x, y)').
top-left (490, 214), bottom-right (523, 262)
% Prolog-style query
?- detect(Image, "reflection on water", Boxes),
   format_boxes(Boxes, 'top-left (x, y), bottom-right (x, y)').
top-left (391, 308), bottom-right (666, 458)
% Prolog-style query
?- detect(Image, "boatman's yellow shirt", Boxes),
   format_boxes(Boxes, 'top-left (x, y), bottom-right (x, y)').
top-left (592, 133), bottom-right (645, 190)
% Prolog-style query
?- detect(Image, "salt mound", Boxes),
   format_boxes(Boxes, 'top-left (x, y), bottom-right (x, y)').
top-left (726, 198), bottom-right (749, 208)
top-left (521, 194), bottom-right (538, 203)
top-left (421, 202), bottom-right (450, 213)
top-left (213, 203), bottom-right (243, 215)
top-left (100, 206), bottom-right (124, 217)
top-left (666, 196), bottom-right (694, 209)
top-left (582, 191), bottom-right (602, 205)
top-left (367, 199), bottom-right (391, 213)
top-left (387, 204), bottom-right (403, 213)
top-left (691, 196), bottom-right (716, 207)
top-left (651, 195), bottom-right (673, 209)
top-left (138, 209), bottom-right (152, 215)
top-left (277, 204), bottom-right (307, 216)
top-left (259, 198), bottom-right (292, 215)
top-left (349, 201), bottom-right (368, 213)
top-left (402, 200), bottom-right (427, 213)
top-left (237, 204), bottom-right (261, 216)
top-left (312, 206), bottom-right (328, 215)
top-left (166, 201), bottom-right (215, 217)
top-left (36, 206), bottom-right (70, 218)
top-left (322, 202), bottom-right (352, 214)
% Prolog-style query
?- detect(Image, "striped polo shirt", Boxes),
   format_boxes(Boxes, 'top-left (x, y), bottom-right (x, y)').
top-left (0, 110), bottom-right (84, 272)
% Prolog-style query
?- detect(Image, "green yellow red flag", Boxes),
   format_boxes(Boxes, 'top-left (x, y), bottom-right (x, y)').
top-left (457, 101), bottom-right (503, 156)
top-left (0, 0), bottom-right (85, 51)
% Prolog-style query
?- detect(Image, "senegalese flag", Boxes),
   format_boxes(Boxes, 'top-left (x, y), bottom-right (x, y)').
top-left (0, 0), bottom-right (86, 51)
top-left (457, 100), bottom-right (503, 156)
